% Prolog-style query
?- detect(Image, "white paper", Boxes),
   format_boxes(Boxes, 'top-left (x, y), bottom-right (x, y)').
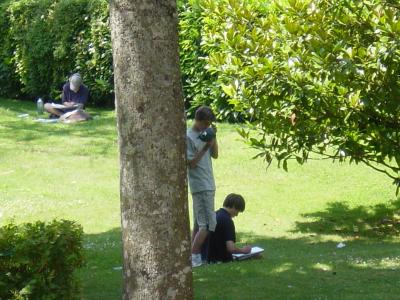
top-left (232, 246), bottom-right (264, 259)
top-left (35, 118), bottom-right (59, 123)
top-left (249, 246), bottom-right (264, 254)
top-left (51, 103), bottom-right (79, 109)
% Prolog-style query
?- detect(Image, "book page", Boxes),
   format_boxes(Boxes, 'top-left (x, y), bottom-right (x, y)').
top-left (250, 246), bottom-right (264, 255)
top-left (51, 103), bottom-right (79, 109)
top-left (232, 246), bottom-right (264, 258)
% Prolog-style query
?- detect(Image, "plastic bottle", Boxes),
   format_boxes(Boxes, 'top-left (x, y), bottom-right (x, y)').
top-left (37, 98), bottom-right (44, 115)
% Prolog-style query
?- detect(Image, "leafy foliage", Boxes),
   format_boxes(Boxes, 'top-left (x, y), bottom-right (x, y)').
top-left (0, 0), bottom-right (23, 99)
top-left (0, 220), bottom-right (85, 300)
top-left (8, 0), bottom-right (55, 97)
top-left (178, 0), bottom-right (233, 120)
top-left (202, 0), bottom-right (400, 192)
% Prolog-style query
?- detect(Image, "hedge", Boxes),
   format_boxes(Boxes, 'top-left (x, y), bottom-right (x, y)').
top-left (178, 0), bottom-right (233, 120)
top-left (0, 220), bottom-right (84, 299)
top-left (0, 0), bottom-right (23, 99)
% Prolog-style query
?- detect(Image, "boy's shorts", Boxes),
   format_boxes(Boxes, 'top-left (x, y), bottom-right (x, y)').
top-left (192, 190), bottom-right (216, 232)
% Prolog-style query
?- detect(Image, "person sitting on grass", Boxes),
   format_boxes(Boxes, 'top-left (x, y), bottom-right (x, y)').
top-left (208, 193), bottom-right (252, 263)
top-left (44, 73), bottom-right (89, 118)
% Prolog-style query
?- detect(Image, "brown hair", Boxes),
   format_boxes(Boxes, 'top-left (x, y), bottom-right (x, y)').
top-left (223, 193), bottom-right (245, 212)
top-left (195, 106), bottom-right (216, 122)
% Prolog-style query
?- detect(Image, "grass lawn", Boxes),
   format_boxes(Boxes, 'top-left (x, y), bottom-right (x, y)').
top-left (1, 98), bottom-right (399, 300)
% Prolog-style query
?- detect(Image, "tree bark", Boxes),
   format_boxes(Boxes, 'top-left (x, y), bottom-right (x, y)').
top-left (109, 1), bottom-right (193, 299)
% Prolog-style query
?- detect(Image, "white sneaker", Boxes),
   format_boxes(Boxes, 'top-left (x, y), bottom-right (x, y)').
top-left (191, 254), bottom-right (202, 268)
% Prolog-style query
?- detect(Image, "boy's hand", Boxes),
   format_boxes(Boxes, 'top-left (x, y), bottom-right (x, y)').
top-left (64, 101), bottom-right (76, 107)
top-left (242, 246), bottom-right (252, 254)
top-left (206, 138), bottom-right (215, 148)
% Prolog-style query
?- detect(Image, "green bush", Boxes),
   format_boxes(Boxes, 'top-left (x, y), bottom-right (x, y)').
top-left (179, 0), bottom-right (233, 120)
top-left (8, 0), bottom-right (55, 98)
top-left (0, 220), bottom-right (85, 300)
top-left (0, 0), bottom-right (23, 99)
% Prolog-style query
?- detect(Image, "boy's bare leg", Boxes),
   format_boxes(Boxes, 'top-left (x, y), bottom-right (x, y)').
top-left (44, 103), bottom-right (63, 117)
top-left (192, 228), bottom-right (209, 254)
top-left (192, 223), bottom-right (199, 244)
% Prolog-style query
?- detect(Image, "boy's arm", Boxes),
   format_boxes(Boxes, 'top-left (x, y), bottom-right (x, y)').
top-left (210, 124), bottom-right (218, 159)
top-left (226, 241), bottom-right (252, 254)
top-left (210, 138), bottom-right (218, 159)
top-left (62, 84), bottom-right (68, 104)
top-left (187, 136), bottom-right (211, 169)
top-left (188, 143), bottom-right (211, 169)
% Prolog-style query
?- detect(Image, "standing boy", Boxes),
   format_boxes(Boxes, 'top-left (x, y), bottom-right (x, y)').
top-left (187, 106), bottom-right (218, 267)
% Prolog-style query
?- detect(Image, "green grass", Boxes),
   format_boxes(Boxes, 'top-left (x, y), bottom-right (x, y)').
top-left (1, 98), bottom-right (399, 300)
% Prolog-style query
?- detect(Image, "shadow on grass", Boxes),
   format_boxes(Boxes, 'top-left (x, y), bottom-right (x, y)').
top-left (1, 118), bottom-right (116, 142)
top-left (293, 200), bottom-right (400, 238)
top-left (80, 228), bottom-right (400, 300)
top-left (0, 98), bottom-right (36, 112)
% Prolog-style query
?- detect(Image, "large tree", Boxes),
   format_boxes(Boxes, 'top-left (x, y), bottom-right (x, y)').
top-left (109, 0), bottom-right (193, 299)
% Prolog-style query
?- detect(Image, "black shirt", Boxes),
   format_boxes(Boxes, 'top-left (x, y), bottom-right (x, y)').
top-left (208, 208), bottom-right (236, 263)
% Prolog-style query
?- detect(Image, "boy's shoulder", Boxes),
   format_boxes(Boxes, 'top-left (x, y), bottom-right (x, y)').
top-left (216, 209), bottom-right (232, 222)
top-left (187, 127), bottom-right (199, 140)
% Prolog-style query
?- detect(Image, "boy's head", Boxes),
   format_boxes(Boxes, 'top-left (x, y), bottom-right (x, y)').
top-left (194, 106), bottom-right (216, 131)
top-left (223, 193), bottom-right (245, 217)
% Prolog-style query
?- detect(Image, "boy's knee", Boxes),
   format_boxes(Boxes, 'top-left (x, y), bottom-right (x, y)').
top-left (44, 103), bottom-right (53, 112)
top-left (208, 220), bottom-right (217, 232)
top-left (198, 225), bottom-right (208, 231)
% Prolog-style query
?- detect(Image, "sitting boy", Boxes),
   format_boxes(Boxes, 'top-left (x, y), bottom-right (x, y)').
top-left (208, 193), bottom-right (252, 263)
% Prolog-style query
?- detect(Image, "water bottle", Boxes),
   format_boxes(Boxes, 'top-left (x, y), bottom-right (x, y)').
top-left (37, 98), bottom-right (44, 115)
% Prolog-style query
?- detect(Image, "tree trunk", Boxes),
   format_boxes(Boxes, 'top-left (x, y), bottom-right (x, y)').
top-left (109, 1), bottom-right (193, 299)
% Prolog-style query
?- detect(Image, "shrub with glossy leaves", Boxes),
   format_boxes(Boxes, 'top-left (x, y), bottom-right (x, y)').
top-left (178, 0), bottom-right (234, 120)
top-left (203, 0), bottom-right (400, 193)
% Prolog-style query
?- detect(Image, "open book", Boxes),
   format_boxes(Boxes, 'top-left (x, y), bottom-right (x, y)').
top-left (51, 103), bottom-right (79, 109)
top-left (232, 246), bottom-right (264, 261)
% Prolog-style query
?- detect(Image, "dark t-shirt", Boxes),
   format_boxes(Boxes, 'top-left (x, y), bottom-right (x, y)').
top-left (61, 83), bottom-right (89, 105)
top-left (208, 208), bottom-right (236, 263)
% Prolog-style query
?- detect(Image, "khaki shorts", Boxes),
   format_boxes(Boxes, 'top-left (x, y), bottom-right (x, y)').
top-left (192, 190), bottom-right (216, 232)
